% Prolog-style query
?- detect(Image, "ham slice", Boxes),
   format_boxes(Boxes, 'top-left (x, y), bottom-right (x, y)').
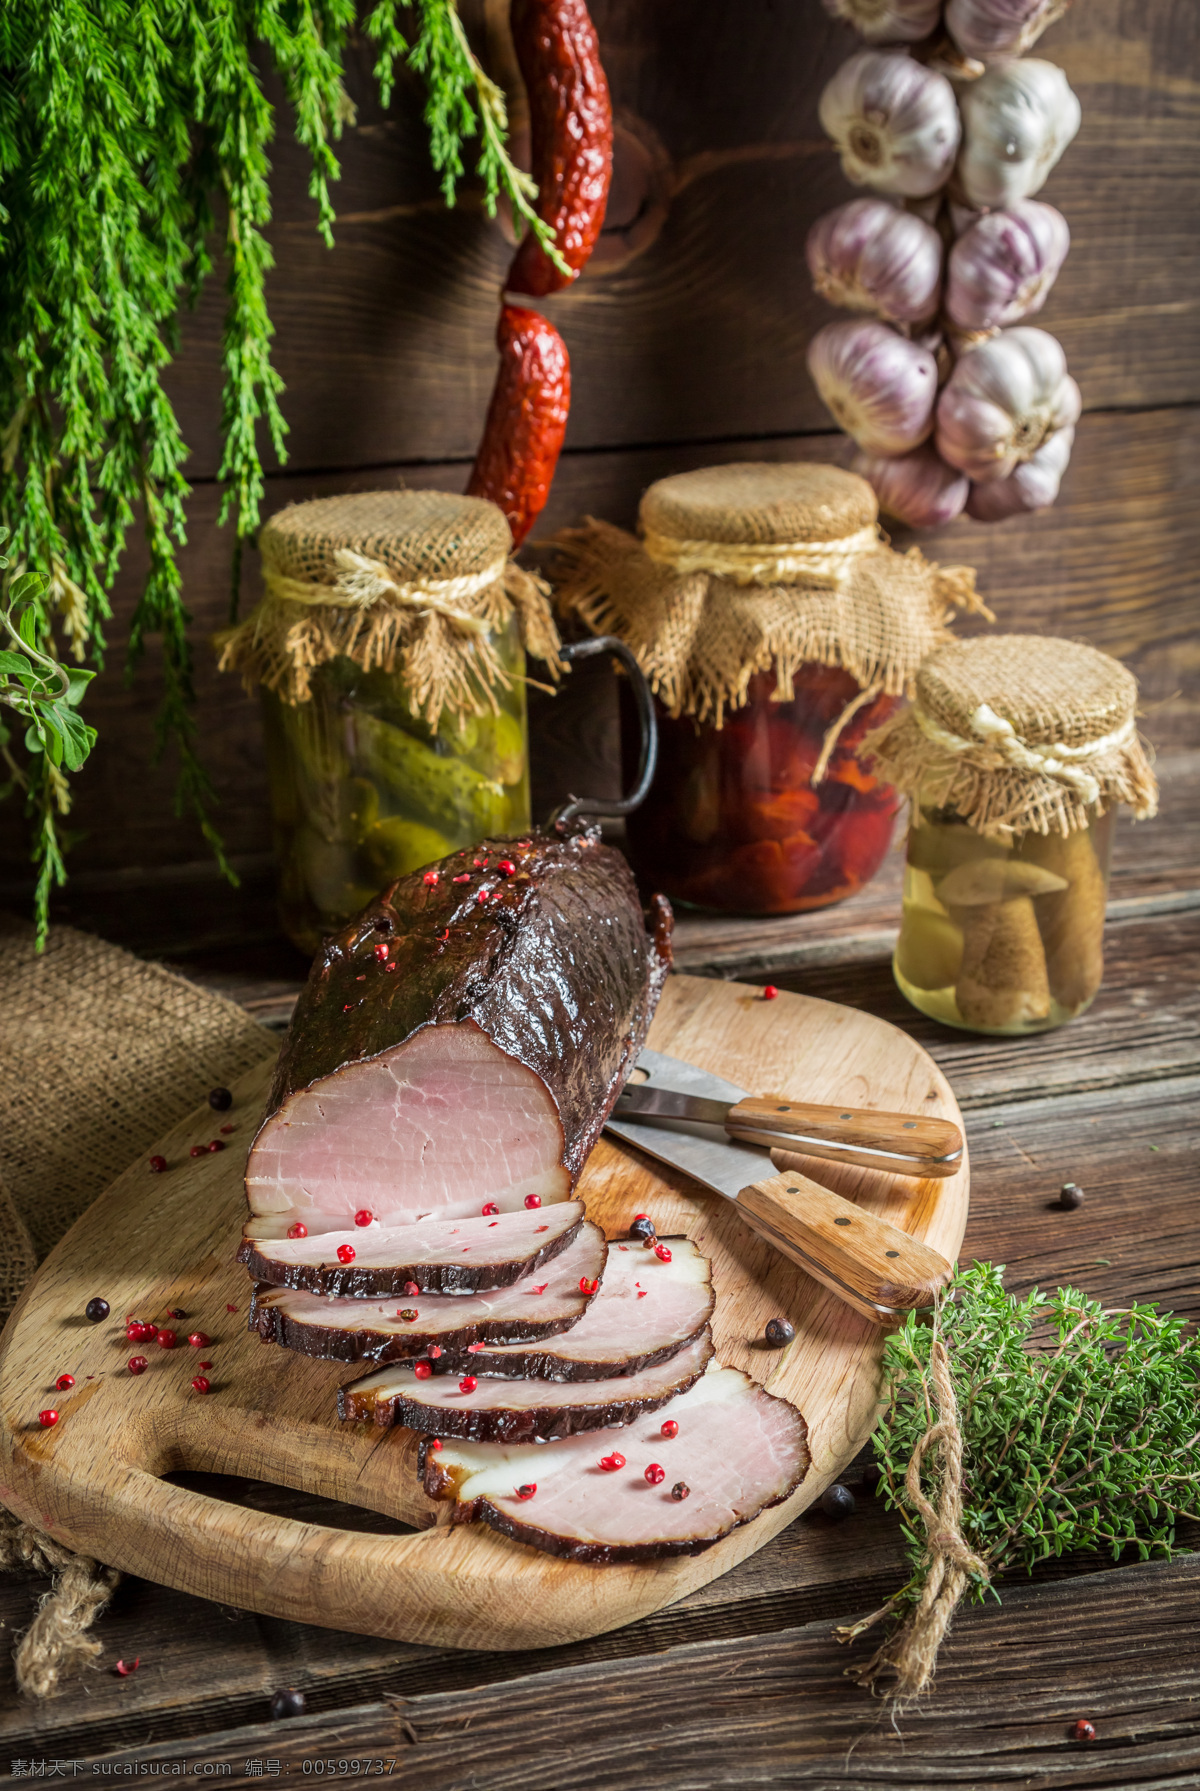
top-left (421, 1364), bottom-right (810, 1562)
top-left (245, 832), bottom-right (671, 1231)
top-left (340, 1330), bottom-right (715, 1442)
top-left (238, 1202), bottom-right (585, 1297)
top-left (440, 1237), bottom-right (714, 1381)
top-left (249, 1223), bottom-right (607, 1362)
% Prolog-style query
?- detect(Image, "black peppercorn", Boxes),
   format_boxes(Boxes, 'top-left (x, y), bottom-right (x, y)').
top-left (208, 1087), bottom-right (233, 1112)
top-left (270, 1687), bottom-right (307, 1720)
top-left (764, 1316), bottom-right (795, 1347)
top-left (628, 1216), bottom-right (656, 1243)
top-left (819, 1483), bottom-right (856, 1521)
top-left (1059, 1182), bottom-right (1085, 1209)
top-left (85, 1297), bottom-right (110, 1324)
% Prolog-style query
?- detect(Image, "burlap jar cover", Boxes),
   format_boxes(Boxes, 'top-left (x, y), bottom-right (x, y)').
top-left (863, 635), bottom-right (1159, 839)
top-left (217, 489), bottom-right (562, 720)
top-left (0, 914), bottom-right (276, 1696)
top-left (551, 462), bottom-right (989, 766)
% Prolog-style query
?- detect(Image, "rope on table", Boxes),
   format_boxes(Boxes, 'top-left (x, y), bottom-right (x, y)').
top-left (0, 1509), bottom-right (121, 1698)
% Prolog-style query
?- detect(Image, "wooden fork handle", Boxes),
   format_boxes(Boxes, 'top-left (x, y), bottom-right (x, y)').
top-left (736, 1169), bottom-right (954, 1324)
top-left (726, 1097), bottom-right (963, 1179)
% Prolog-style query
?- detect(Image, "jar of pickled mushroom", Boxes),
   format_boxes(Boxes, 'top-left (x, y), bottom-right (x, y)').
top-left (552, 462), bottom-right (985, 915)
top-left (218, 490), bottom-right (561, 952)
top-left (865, 636), bottom-right (1158, 1034)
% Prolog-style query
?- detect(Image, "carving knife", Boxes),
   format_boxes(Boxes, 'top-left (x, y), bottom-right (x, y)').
top-left (605, 1048), bottom-right (957, 1324)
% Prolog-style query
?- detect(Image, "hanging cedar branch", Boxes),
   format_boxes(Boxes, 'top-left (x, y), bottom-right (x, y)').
top-left (0, 0), bottom-right (565, 947)
top-left (839, 1263), bottom-right (1200, 1702)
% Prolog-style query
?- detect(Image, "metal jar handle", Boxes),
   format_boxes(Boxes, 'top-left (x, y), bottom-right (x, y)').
top-left (545, 636), bottom-right (659, 832)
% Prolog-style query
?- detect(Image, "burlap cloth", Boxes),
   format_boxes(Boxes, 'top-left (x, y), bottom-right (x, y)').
top-left (864, 634), bottom-right (1159, 837)
top-left (216, 489), bottom-right (562, 722)
top-left (0, 914), bottom-right (276, 1695)
top-left (551, 463), bottom-right (989, 733)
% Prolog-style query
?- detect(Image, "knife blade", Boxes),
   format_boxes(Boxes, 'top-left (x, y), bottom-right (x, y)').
top-left (604, 1048), bottom-right (955, 1324)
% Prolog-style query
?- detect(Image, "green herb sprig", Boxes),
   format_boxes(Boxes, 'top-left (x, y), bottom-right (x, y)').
top-left (0, 529), bottom-right (96, 930)
top-left (844, 1263), bottom-right (1200, 1698)
top-left (0, 0), bottom-right (563, 946)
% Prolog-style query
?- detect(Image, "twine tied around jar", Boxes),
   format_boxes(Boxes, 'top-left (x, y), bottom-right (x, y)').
top-left (217, 490), bottom-right (562, 724)
top-left (641, 523), bottom-right (882, 587)
top-left (865, 635), bottom-right (1158, 838)
top-left (262, 549), bottom-right (502, 631)
top-left (913, 702), bottom-right (1139, 810)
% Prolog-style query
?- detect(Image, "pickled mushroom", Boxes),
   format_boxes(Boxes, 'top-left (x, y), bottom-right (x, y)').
top-left (1017, 828), bottom-right (1107, 1012)
top-left (936, 858), bottom-right (1068, 904)
top-left (938, 854), bottom-right (1067, 1030)
top-left (894, 907), bottom-right (964, 991)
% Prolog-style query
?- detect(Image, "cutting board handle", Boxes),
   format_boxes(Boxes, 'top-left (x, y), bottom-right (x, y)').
top-left (95, 1457), bottom-right (444, 1631)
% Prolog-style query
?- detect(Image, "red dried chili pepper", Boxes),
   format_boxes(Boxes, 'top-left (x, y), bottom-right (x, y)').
top-left (466, 305), bottom-right (570, 549)
top-left (506, 0), bottom-right (613, 300)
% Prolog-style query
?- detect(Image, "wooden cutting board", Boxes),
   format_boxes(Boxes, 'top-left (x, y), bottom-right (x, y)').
top-left (0, 975), bottom-right (968, 1649)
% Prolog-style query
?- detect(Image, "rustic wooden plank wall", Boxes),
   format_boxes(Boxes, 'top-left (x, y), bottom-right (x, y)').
top-left (3, 0), bottom-right (1196, 942)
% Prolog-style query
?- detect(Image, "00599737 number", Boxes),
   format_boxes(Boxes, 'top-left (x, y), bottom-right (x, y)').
top-left (300, 1761), bottom-right (397, 1775)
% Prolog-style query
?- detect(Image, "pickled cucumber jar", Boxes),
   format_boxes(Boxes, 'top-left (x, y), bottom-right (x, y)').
top-left (867, 636), bottom-right (1159, 1035)
top-left (218, 490), bottom-right (560, 953)
top-left (552, 462), bottom-right (985, 916)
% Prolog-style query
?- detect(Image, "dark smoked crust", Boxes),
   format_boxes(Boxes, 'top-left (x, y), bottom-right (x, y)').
top-left (247, 1226), bottom-right (605, 1363)
top-left (420, 1399), bottom-right (812, 1563)
top-left (251, 829), bottom-right (674, 1191)
top-left (436, 1322), bottom-right (709, 1385)
top-left (339, 1329), bottom-right (715, 1440)
top-left (236, 1210), bottom-right (584, 1298)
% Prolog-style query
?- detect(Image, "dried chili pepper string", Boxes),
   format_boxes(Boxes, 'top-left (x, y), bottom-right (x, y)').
top-left (466, 0), bottom-right (612, 548)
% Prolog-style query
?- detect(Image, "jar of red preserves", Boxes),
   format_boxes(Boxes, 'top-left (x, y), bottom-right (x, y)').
top-left (555, 461), bottom-right (984, 916)
top-left (623, 665), bottom-right (901, 913)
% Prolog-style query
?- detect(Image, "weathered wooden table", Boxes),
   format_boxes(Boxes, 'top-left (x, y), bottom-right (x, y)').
top-left (2, 756), bottom-right (1197, 1788)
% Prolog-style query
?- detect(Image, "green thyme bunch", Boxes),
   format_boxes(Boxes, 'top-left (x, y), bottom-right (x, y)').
top-left (0, 0), bottom-right (560, 945)
top-left (844, 1263), bottom-right (1200, 1698)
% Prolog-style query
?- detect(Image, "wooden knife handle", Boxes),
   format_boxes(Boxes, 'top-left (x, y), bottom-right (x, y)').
top-left (736, 1169), bottom-right (954, 1323)
top-left (726, 1097), bottom-right (963, 1179)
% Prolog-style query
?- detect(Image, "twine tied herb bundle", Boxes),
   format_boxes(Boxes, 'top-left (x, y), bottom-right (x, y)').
top-left (0, 0), bottom-right (560, 945)
top-left (843, 1264), bottom-right (1200, 1702)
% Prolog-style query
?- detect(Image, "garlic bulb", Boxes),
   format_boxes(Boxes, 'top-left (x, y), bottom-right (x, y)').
top-left (808, 318), bottom-right (939, 454)
top-left (807, 199), bottom-right (943, 324)
top-left (935, 326), bottom-right (1080, 482)
top-left (821, 0), bottom-right (944, 43)
top-left (946, 0), bottom-right (1068, 63)
top-left (966, 423), bottom-right (1074, 518)
top-left (819, 51), bottom-right (961, 198)
top-left (947, 201), bottom-right (1070, 330)
top-left (956, 59), bottom-right (1081, 209)
top-left (854, 444), bottom-right (970, 527)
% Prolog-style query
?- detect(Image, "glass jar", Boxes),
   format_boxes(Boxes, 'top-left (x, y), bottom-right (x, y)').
top-left (894, 801), bottom-right (1114, 1034)
top-left (263, 615), bottom-right (530, 953)
top-left (623, 662), bottom-right (902, 915)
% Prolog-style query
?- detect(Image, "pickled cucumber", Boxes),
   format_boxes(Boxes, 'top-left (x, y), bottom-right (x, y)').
top-left (337, 777), bottom-right (380, 842)
top-left (353, 711), bottom-right (509, 836)
top-left (462, 709), bottom-right (525, 786)
top-left (361, 817), bottom-right (453, 884)
top-left (294, 825), bottom-right (377, 918)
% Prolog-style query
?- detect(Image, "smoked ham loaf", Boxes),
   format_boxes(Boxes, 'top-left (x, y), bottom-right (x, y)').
top-left (244, 830), bottom-right (672, 1234)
